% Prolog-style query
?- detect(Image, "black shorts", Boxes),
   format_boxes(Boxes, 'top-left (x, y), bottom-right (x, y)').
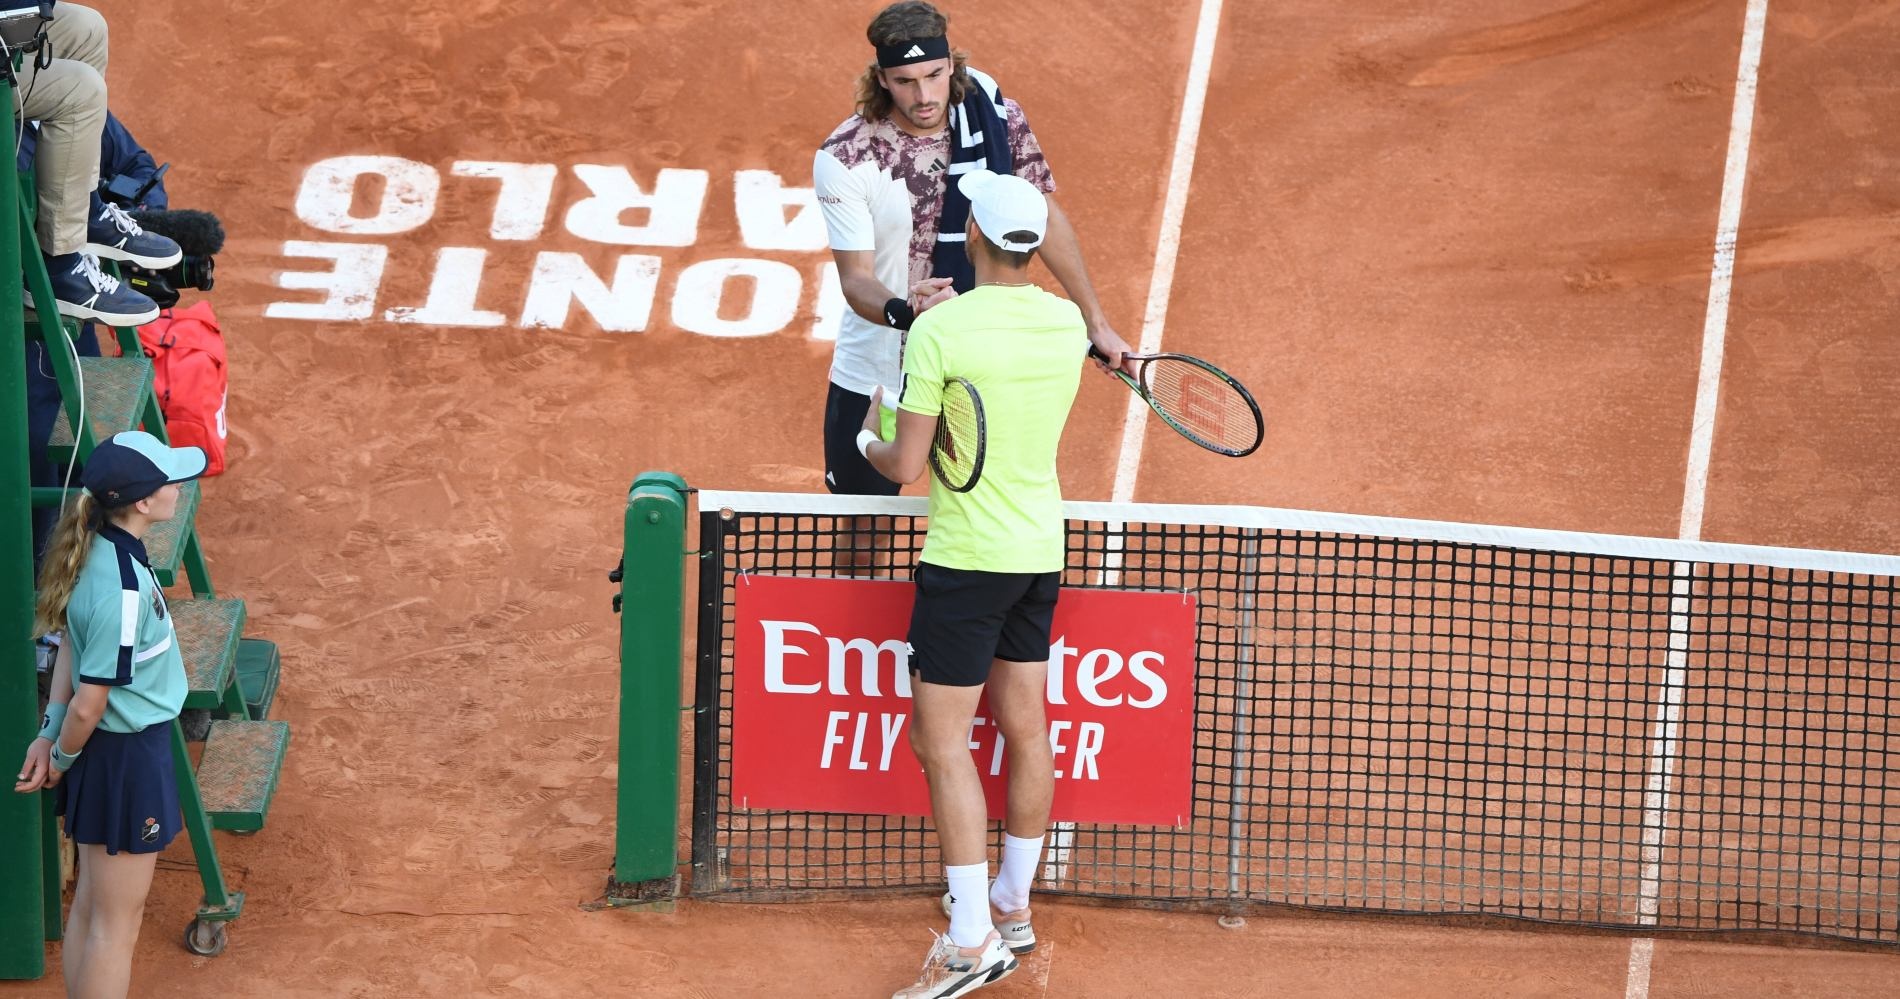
top-left (823, 382), bottom-right (901, 496)
top-left (907, 562), bottom-right (1061, 687)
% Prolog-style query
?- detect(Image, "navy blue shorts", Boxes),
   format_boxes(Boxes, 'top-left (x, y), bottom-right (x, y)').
top-left (57, 723), bottom-right (181, 855)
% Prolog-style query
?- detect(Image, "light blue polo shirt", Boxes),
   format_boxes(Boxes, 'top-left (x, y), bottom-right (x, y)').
top-left (66, 525), bottom-right (187, 732)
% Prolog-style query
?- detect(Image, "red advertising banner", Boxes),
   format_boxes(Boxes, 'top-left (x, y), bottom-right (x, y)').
top-left (730, 575), bottom-right (1197, 827)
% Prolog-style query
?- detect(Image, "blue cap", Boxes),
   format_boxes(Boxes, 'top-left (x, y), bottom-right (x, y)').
top-left (80, 431), bottom-right (207, 507)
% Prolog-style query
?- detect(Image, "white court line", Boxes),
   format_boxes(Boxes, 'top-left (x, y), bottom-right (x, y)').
top-left (1627, 0), bottom-right (1770, 994)
top-left (1625, 937), bottom-right (1656, 999)
top-left (1107, 0), bottom-right (1225, 508)
top-left (1676, 0), bottom-right (1771, 545)
top-left (1048, 0), bottom-right (1226, 887)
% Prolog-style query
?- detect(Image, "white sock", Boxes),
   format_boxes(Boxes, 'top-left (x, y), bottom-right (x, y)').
top-left (946, 862), bottom-right (992, 949)
top-left (990, 834), bottom-right (1043, 914)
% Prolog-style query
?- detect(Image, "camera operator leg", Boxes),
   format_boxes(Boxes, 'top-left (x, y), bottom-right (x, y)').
top-left (15, 57), bottom-right (161, 324)
top-left (43, 3), bottom-right (107, 78)
top-left (16, 57), bottom-right (103, 260)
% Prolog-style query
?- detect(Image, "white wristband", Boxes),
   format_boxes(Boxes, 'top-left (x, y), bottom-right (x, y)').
top-left (856, 428), bottom-right (879, 459)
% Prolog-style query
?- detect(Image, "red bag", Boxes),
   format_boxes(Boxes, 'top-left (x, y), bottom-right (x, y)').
top-left (137, 301), bottom-right (229, 475)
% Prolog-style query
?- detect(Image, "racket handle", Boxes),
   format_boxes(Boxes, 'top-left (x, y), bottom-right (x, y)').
top-left (1089, 344), bottom-right (1148, 364)
top-left (877, 386), bottom-right (898, 411)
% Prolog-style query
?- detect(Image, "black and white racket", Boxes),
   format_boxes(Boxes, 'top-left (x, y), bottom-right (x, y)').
top-left (931, 377), bottom-right (987, 491)
top-left (1092, 346), bottom-right (1264, 457)
top-left (880, 378), bottom-right (988, 491)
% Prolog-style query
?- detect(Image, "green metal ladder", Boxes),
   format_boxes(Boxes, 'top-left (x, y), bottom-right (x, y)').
top-left (12, 120), bottom-right (289, 958)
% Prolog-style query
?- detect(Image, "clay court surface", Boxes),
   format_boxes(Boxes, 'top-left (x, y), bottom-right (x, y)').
top-left (6, 0), bottom-right (1900, 995)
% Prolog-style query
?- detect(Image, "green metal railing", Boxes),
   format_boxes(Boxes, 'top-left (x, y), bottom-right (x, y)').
top-left (0, 67), bottom-right (48, 980)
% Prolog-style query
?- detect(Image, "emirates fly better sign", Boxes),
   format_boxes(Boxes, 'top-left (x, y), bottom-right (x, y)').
top-left (731, 575), bottom-right (1197, 826)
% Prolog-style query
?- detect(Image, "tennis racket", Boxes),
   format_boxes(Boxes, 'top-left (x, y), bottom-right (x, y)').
top-left (1091, 346), bottom-right (1264, 457)
top-left (878, 378), bottom-right (988, 491)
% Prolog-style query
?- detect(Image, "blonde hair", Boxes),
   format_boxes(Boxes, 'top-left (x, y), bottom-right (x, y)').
top-left (854, 1), bottom-right (970, 122)
top-left (34, 492), bottom-right (106, 636)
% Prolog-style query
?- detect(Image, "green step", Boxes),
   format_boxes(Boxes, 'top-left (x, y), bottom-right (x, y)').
top-left (21, 306), bottom-right (82, 344)
top-left (144, 480), bottom-right (200, 588)
top-left (175, 598), bottom-right (245, 709)
top-left (199, 720), bottom-right (290, 833)
top-left (231, 638), bottom-right (280, 722)
top-left (47, 355), bottom-right (154, 461)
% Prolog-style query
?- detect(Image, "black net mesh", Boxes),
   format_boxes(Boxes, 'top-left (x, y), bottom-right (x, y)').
top-left (689, 500), bottom-right (1900, 945)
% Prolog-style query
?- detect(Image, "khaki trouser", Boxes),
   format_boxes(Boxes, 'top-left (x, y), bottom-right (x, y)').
top-left (13, 3), bottom-right (108, 256)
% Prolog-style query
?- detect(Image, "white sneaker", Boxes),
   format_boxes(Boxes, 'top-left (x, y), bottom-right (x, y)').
top-left (891, 929), bottom-right (1018, 999)
top-left (941, 891), bottom-right (1036, 954)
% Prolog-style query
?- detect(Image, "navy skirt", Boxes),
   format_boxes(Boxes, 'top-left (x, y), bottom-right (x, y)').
top-left (57, 723), bottom-right (181, 855)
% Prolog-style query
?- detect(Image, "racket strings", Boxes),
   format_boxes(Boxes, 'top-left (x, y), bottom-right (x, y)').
top-left (1142, 359), bottom-right (1260, 453)
top-left (933, 379), bottom-right (984, 490)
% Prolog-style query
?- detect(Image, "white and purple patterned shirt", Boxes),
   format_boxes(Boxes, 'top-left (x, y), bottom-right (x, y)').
top-left (813, 69), bottom-right (1055, 396)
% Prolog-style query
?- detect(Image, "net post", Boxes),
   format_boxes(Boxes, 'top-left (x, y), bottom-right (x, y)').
top-left (688, 505), bottom-right (723, 894)
top-left (0, 64), bottom-right (47, 979)
top-left (607, 471), bottom-right (689, 909)
top-left (1223, 529), bottom-right (1261, 906)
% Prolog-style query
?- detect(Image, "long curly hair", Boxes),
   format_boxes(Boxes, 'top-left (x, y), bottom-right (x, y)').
top-left (853, 1), bottom-right (970, 122)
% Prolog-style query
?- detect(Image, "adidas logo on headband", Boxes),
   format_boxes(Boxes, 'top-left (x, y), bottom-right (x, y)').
top-left (877, 36), bottom-right (950, 68)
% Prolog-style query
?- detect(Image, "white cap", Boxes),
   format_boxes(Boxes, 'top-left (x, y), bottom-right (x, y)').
top-left (958, 169), bottom-right (1047, 251)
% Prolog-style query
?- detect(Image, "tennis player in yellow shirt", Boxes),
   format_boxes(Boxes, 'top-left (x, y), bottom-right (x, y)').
top-left (860, 168), bottom-right (1086, 999)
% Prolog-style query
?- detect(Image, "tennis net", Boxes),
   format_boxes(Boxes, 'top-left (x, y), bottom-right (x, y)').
top-left (689, 489), bottom-right (1900, 946)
